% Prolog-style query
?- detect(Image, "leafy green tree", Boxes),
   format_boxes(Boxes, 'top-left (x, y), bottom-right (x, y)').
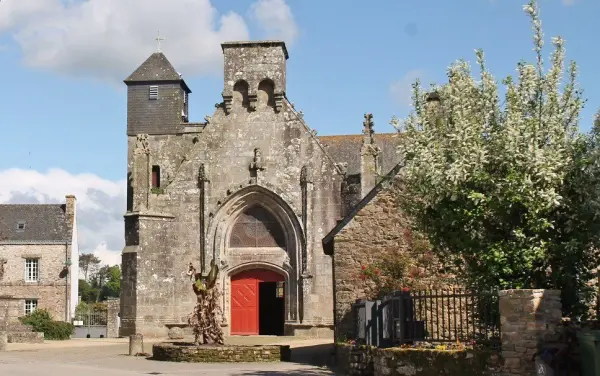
top-left (79, 253), bottom-right (101, 282)
top-left (99, 265), bottom-right (121, 300)
top-left (393, 0), bottom-right (598, 317)
top-left (78, 278), bottom-right (100, 303)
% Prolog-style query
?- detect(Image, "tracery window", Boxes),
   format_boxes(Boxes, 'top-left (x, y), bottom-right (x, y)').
top-left (229, 206), bottom-right (286, 248)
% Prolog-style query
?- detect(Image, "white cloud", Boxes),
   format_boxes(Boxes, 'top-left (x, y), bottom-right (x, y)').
top-left (390, 69), bottom-right (427, 108)
top-left (0, 168), bottom-right (125, 267)
top-left (249, 0), bottom-right (298, 44)
top-left (0, 0), bottom-right (298, 83)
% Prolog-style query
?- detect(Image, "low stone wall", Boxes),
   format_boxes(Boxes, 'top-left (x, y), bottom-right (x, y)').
top-left (374, 348), bottom-right (499, 376)
top-left (335, 344), bottom-right (374, 376)
top-left (335, 344), bottom-right (499, 376)
top-left (152, 342), bottom-right (291, 363)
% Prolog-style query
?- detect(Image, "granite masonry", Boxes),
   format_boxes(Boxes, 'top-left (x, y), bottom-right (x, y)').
top-left (120, 40), bottom-right (399, 338)
top-left (0, 196), bottom-right (79, 322)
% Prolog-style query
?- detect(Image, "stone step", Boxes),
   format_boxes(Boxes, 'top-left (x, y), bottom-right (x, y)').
top-left (5, 323), bottom-right (35, 333)
top-left (7, 331), bottom-right (44, 344)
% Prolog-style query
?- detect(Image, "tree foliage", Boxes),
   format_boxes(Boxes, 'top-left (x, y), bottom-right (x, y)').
top-left (78, 264), bottom-right (121, 303)
top-left (79, 253), bottom-right (101, 282)
top-left (394, 0), bottom-right (598, 318)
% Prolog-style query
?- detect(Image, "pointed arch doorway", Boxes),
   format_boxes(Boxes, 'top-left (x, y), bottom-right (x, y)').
top-left (230, 269), bottom-right (285, 335)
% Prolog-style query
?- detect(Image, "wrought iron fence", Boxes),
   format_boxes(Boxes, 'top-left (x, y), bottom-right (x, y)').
top-left (74, 309), bottom-right (107, 326)
top-left (352, 289), bottom-right (500, 348)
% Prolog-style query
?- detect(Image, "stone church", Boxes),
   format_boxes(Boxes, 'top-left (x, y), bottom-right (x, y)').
top-left (120, 40), bottom-right (399, 338)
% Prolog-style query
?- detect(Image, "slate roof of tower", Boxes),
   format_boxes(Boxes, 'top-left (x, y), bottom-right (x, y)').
top-left (124, 52), bottom-right (185, 83)
top-left (0, 204), bottom-right (70, 244)
top-left (317, 133), bottom-right (400, 176)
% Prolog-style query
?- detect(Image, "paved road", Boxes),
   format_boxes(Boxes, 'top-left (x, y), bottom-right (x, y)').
top-left (0, 338), bottom-right (336, 376)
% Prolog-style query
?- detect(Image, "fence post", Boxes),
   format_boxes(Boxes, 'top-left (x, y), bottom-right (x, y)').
top-left (499, 289), bottom-right (562, 375)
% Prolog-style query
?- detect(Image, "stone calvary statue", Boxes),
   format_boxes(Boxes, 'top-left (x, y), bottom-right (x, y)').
top-left (186, 259), bottom-right (224, 345)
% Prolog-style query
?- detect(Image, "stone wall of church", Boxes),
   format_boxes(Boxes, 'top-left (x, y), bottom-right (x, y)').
top-left (121, 88), bottom-right (343, 337)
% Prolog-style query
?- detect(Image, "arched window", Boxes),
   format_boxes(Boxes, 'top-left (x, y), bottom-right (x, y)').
top-left (229, 206), bottom-right (286, 248)
top-left (233, 80), bottom-right (249, 108)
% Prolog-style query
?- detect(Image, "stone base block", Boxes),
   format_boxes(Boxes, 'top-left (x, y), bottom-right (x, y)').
top-left (152, 342), bottom-right (291, 363)
top-left (7, 331), bottom-right (44, 344)
top-left (284, 323), bottom-right (334, 339)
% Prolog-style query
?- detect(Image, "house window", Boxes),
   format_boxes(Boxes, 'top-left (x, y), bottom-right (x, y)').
top-left (16, 221), bottom-right (25, 231)
top-left (149, 85), bottom-right (158, 100)
top-left (25, 259), bottom-right (39, 282)
top-left (24, 299), bottom-right (37, 315)
top-left (151, 165), bottom-right (161, 188)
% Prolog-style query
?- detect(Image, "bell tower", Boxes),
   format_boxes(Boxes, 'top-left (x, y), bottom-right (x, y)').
top-left (124, 51), bottom-right (191, 135)
top-left (220, 41), bottom-right (288, 113)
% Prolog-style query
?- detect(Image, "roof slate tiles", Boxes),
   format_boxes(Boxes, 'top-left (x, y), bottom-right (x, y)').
top-left (0, 204), bottom-right (70, 244)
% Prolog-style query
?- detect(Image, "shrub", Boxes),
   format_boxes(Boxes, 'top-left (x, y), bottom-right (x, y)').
top-left (19, 308), bottom-right (74, 340)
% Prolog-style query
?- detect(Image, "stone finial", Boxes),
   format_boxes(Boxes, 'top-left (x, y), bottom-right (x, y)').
top-left (134, 134), bottom-right (150, 155)
top-left (198, 163), bottom-right (209, 183)
top-left (362, 113), bottom-right (374, 138)
top-left (300, 165), bottom-right (312, 185)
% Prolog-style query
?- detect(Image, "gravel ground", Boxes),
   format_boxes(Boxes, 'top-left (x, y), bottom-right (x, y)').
top-left (0, 337), bottom-right (336, 376)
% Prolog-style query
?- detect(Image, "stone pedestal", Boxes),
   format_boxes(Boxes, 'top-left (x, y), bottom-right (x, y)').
top-left (499, 289), bottom-right (562, 376)
top-left (129, 334), bottom-right (144, 356)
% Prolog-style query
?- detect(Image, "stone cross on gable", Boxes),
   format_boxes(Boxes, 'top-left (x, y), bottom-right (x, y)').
top-left (155, 31), bottom-right (165, 52)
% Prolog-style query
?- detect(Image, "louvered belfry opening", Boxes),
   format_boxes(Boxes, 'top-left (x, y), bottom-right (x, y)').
top-left (229, 205), bottom-right (286, 248)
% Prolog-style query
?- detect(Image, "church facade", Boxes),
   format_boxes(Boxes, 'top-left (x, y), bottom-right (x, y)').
top-left (120, 40), bottom-right (398, 338)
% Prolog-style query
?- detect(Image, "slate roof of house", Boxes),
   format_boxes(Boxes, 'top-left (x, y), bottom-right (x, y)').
top-left (124, 52), bottom-right (191, 92)
top-left (0, 204), bottom-right (70, 244)
top-left (322, 162), bottom-right (404, 255)
top-left (317, 133), bottom-right (400, 175)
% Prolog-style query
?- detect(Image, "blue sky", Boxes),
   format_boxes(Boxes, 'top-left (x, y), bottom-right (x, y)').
top-left (0, 0), bottom-right (597, 265)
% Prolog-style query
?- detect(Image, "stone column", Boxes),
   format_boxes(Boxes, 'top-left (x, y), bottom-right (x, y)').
top-left (499, 289), bottom-right (562, 375)
top-left (106, 298), bottom-right (120, 338)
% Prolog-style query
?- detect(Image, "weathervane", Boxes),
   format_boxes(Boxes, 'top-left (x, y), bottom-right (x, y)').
top-left (155, 31), bottom-right (165, 52)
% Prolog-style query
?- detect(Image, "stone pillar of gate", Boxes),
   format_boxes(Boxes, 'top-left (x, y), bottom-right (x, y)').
top-left (499, 289), bottom-right (562, 375)
top-left (106, 298), bottom-right (120, 338)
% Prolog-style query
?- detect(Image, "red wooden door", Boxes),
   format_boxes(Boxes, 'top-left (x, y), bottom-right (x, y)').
top-left (231, 276), bottom-right (258, 335)
top-left (230, 270), bottom-right (284, 335)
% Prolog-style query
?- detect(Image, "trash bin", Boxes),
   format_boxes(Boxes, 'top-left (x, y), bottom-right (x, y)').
top-left (533, 347), bottom-right (558, 376)
top-left (577, 330), bottom-right (600, 376)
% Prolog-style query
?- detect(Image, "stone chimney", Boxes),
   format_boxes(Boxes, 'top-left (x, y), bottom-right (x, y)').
top-left (65, 195), bottom-right (76, 231)
top-left (360, 113), bottom-right (381, 197)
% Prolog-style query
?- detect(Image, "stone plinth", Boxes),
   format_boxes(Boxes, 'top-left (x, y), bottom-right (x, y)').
top-left (152, 342), bottom-right (291, 363)
top-left (499, 289), bottom-right (562, 376)
top-left (129, 334), bottom-right (144, 355)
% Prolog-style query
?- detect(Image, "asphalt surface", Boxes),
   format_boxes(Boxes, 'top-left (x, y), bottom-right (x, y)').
top-left (0, 338), bottom-right (336, 376)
